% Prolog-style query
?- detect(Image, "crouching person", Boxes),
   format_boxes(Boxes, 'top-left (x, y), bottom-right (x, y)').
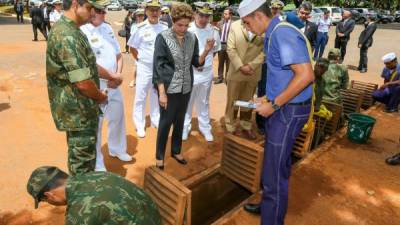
top-left (27, 166), bottom-right (162, 225)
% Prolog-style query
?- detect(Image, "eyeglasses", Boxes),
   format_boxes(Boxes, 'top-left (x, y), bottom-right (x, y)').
top-left (94, 8), bottom-right (106, 14)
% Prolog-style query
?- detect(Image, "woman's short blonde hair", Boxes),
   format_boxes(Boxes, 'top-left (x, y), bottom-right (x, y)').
top-left (170, 2), bottom-right (194, 23)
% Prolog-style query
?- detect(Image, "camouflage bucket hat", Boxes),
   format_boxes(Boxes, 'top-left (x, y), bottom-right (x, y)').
top-left (87, 0), bottom-right (110, 10)
top-left (328, 48), bottom-right (341, 58)
top-left (26, 166), bottom-right (64, 209)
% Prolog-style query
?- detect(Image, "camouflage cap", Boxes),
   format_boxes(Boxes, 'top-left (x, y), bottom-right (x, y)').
top-left (328, 48), bottom-right (341, 58)
top-left (26, 166), bottom-right (64, 209)
top-left (87, 0), bottom-right (110, 10)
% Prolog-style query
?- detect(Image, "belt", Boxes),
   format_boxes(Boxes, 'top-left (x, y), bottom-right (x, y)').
top-left (221, 42), bottom-right (227, 44)
top-left (288, 98), bottom-right (312, 106)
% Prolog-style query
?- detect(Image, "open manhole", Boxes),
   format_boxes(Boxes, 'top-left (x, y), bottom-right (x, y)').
top-left (144, 132), bottom-right (315, 225)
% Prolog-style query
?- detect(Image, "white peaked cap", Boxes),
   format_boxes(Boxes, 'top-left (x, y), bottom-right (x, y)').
top-left (382, 52), bottom-right (397, 63)
top-left (238, 0), bottom-right (266, 18)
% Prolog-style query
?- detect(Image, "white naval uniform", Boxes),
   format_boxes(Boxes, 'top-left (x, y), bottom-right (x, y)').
top-left (49, 10), bottom-right (62, 23)
top-left (184, 22), bottom-right (221, 138)
top-left (81, 22), bottom-right (127, 171)
top-left (127, 20), bottom-right (168, 133)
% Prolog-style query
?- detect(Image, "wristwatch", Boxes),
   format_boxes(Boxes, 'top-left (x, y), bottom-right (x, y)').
top-left (271, 100), bottom-right (281, 111)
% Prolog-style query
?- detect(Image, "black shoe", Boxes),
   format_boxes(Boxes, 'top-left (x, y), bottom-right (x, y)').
top-left (214, 79), bottom-right (223, 84)
top-left (384, 108), bottom-right (399, 113)
top-left (386, 153), bottom-right (400, 166)
top-left (156, 160), bottom-right (164, 170)
top-left (172, 155), bottom-right (187, 165)
top-left (243, 203), bottom-right (261, 215)
top-left (32, 39), bottom-right (38, 41)
top-left (360, 69), bottom-right (367, 73)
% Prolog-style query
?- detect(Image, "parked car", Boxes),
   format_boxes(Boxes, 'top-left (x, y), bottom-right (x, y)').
top-left (107, 1), bottom-right (122, 11)
top-left (346, 8), bottom-right (366, 24)
top-left (316, 7), bottom-right (342, 25)
top-left (376, 9), bottom-right (394, 24)
top-left (0, 0), bottom-right (14, 6)
top-left (122, 0), bottom-right (138, 10)
top-left (395, 10), bottom-right (400, 22)
top-left (352, 8), bottom-right (378, 22)
top-left (28, 0), bottom-right (43, 7)
top-left (308, 8), bottom-right (323, 23)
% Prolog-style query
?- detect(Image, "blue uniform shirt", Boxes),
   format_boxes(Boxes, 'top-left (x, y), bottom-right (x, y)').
top-left (382, 63), bottom-right (400, 82)
top-left (264, 17), bottom-right (312, 103)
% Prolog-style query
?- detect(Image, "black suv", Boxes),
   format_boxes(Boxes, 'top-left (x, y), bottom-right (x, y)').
top-left (346, 8), bottom-right (367, 24)
top-left (376, 10), bottom-right (394, 24)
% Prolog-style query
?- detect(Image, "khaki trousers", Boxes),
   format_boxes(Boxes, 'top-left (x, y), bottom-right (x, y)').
top-left (225, 80), bottom-right (258, 132)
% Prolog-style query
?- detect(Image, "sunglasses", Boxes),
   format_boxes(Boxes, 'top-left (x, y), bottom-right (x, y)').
top-left (94, 8), bottom-right (106, 14)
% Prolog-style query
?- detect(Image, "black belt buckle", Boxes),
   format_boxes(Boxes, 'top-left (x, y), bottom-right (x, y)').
top-left (288, 98), bottom-right (312, 106)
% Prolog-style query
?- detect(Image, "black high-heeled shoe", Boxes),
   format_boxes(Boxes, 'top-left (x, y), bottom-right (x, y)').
top-left (171, 155), bottom-right (187, 165)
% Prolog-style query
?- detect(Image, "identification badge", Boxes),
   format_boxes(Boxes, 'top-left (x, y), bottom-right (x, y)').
top-left (234, 100), bottom-right (258, 109)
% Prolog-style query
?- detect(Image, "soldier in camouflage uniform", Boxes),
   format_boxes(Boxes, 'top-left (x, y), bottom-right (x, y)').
top-left (46, 0), bottom-right (109, 175)
top-left (314, 58), bottom-right (330, 111)
top-left (322, 48), bottom-right (349, 104)
top-left (27, 166), bottom-right (163, 225)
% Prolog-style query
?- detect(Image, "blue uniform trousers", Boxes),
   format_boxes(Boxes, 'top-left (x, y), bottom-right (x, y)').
top-left (261, 104), bottom-right (311, 225)
top-left (314, 32), bottom-right (329, 60)
top-left (372, 85), bottom-right (400, 110)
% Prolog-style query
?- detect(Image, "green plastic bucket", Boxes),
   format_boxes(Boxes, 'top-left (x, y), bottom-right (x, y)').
top-left (347, 113), bottom-right (376, 144)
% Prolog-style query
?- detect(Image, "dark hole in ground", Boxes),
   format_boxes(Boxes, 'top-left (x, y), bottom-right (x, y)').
top-left (189, 172), bottom-right (252, 225)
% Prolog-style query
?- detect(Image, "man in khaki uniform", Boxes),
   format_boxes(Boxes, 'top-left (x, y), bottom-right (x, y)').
top-left (225, 20), bottom-right (264, 140)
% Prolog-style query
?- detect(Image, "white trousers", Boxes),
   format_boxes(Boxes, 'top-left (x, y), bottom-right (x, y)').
top-left (96, 80), bottom-right (127, 170)
top-left (184, 80), bottom-right (213, 134)
top-left (133, 62), bottom-right (160, 131)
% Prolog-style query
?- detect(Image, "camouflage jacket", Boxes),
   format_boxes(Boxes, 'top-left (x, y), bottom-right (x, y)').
top-left (322, 63), bottom-right (349, 103)
top-left (66, 172), bottom-right (163, 225)
top-left (46, 15), bottom-right (99, 131)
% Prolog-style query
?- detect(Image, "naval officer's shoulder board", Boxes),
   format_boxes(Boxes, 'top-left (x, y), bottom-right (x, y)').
top-left (159, 20), bottom-right (168, 27)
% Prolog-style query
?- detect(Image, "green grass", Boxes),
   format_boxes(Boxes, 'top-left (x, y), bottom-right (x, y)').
top-left (0, 5), bottom-right (14, 13)
top-left (283, 3), bottom-right (296, 11)
top-left (0, 5), bottom-right (29, 16)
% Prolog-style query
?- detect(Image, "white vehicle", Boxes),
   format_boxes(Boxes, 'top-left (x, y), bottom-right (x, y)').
top-left (309, 8), bottom-right (323, 23)
top-left (107, 1), bottom-right (122, 11)
top-left (317, 7), bottom-right (343, 25)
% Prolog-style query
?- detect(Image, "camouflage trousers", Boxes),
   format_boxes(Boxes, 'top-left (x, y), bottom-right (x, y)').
top-left (66, 129), bottom-right (97, 176)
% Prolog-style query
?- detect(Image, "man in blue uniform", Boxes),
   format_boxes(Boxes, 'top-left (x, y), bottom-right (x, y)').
top-left (372, 52), bottom-right (400, 113)
top-left (239, 1), bottom-right (315, 225)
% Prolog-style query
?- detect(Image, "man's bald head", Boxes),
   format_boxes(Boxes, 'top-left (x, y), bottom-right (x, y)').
top-left (342, 10), bottom-right (352, 20)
